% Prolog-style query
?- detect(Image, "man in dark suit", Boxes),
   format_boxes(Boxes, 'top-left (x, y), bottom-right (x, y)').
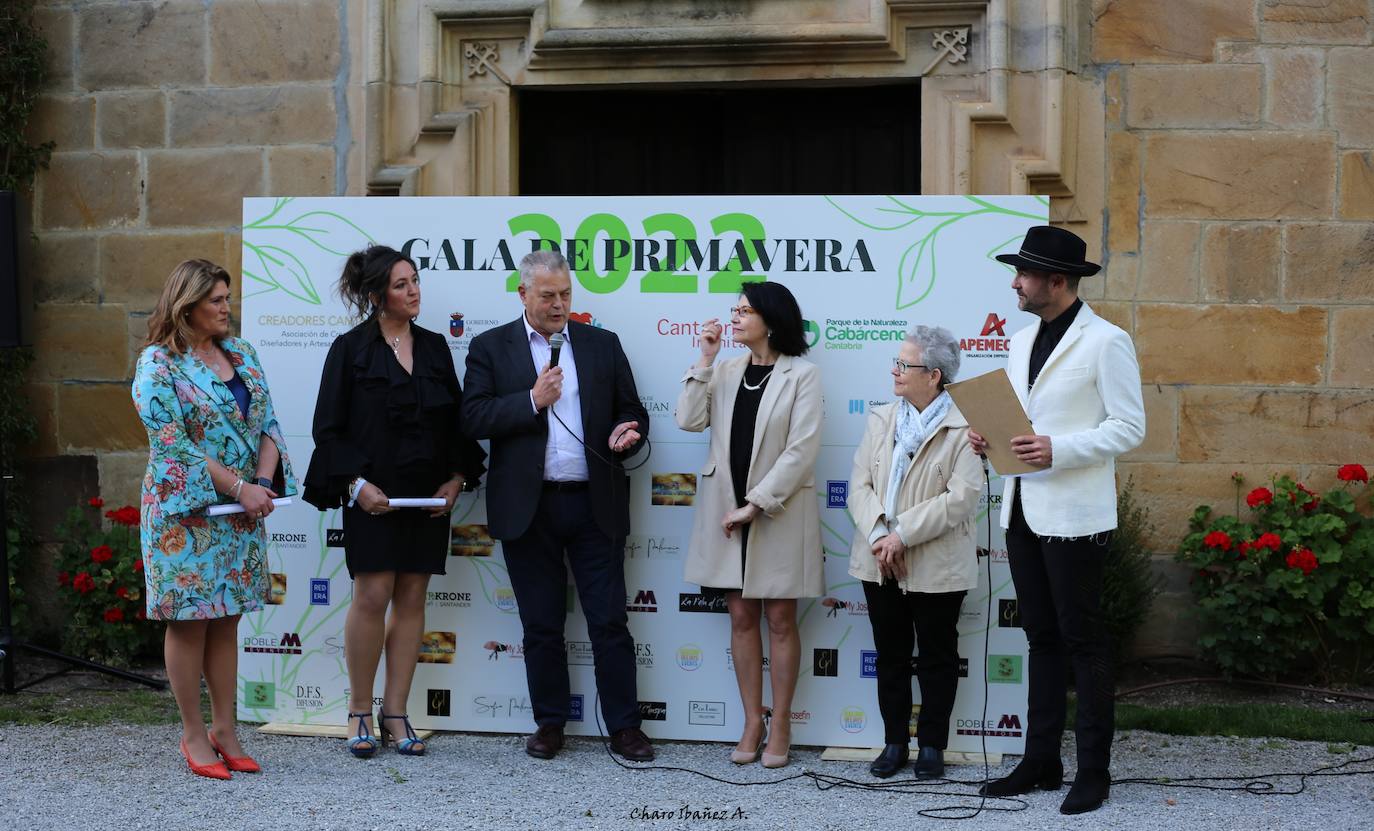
top-left (462, 250), bottom-right (652, 762)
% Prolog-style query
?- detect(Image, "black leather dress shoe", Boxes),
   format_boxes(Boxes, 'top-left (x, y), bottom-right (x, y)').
top-left (912, 746), bottom-right (945, 779)
top-left (869, 743), bottom-right (909, 778)
top-left (525, 724), bottom-right (564, 760)
top-left (610, 727), bottom-right (655, 761)
top-left (1060, 768), bottom-right (1111, 814)
top-left (978, 756), bottom-right (1064, 796)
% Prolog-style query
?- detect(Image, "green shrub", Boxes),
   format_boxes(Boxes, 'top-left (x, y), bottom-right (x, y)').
top-left (1102, 478), bottom-right (1160, 660)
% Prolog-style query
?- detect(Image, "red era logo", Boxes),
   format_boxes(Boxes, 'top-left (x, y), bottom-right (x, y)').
top-left (980, 313), bottom-right (1007, 337)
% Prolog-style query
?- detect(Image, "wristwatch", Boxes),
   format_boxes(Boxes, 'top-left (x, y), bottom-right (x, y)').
top-left (253, 476), bottom-right (273, 489)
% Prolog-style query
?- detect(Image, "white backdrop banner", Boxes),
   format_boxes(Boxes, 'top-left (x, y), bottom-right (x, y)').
top-left (237, 195), bottom-right (1046, 753)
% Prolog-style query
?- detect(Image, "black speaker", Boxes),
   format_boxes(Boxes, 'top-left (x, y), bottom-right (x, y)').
top-left (0, 190), bottom-right (19, 348)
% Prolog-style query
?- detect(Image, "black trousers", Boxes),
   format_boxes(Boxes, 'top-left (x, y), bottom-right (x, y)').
top-left (862, 579), bottom-right (967, 748)
top-left (501, 488), bottom-right (640, 733)
top-left (1005, 490), bottom-right (1114, 769)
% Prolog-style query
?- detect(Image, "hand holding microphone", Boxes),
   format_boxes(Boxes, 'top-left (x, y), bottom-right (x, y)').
top-left (532, 332), bottom-right (564, 409)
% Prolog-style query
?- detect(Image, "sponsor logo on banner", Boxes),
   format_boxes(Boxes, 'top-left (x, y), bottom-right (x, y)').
top-left (295, 684), bottom-right (325, 710)
top-left (848, 399), bottom-right (865, 414)
top-left (493, 587), bottom-right (518, 612)
top-left (472, 694), bottom-right (533, 719)
top-left (449, 312), bottom-right (465, 338)
top-left (988, 654), bottom-right (1023, 684)
top-left (676, 644), bottom-right (704, 671)
top-left (803, 319), bottom-right (821, 349)
top-left (822, 318), bottom-right (906, 352)
top-left (957, 714), bottom-right (1024, 737)
top-left (418, 631), bottom-right (457, 663)
top-left (680, 592), bottom-right (728, 613)
top-left (325, 528), bottom-right (346, 548)
top-left (267, 573), bottom-right (287, 605)
top-left (245, 681), bottom-right (275, 709)
top-left (638, 701), bottom-right (668, 721)
top-left (243, 632), bottom-right (303, 654)
top-left (999, 599), bottom-right (1022, 628)
top-left (841, 706), bottom-right (867, 733)
top-left (635, 643), bottom-right (655, 669)
top-left (821, 597), bottom-right (868, 617)
top-left (450, 524), bottom-right (495, 557)
top-left (428, 590), bottom-right (473, 609)
top-left (482, 640), bottom-right (523, 661)
top-left (727, 648), bottom-right (769, 673)
top-left (627, 589), bottom-right (658, 613)
top-left (427, 689), bottom-right (451, 717)
top-left (657, 317), bottom-right (746, 352)
top-left (959, 657), bottom-right (969, 678)
top-left (567, 641), bottom-right (594, 666)
top-left (638, 394), bottom-right (671, 421)
top-left (826, 480), bottom-right (848, 508)
top-left (985, 547), bottom-right (1009, 563)
top-left (813, 648), bottom-right (839, 677)
top-left (651, 473), bottom-right (697, 506)
top-left (860, 650), bottom-right (878, 679)
top-left (310, 578), bottom-right (330, 605)
top-left (961, 312), bottom-right (1012, 357)
top-left (788, 709), bottom-right (811, 725)
top-left (625, 535), bottom-right (682, 560)
top-left (569, 694), bottom-right (584, 722)
top-left (269, 531), bottom-right (308, 550)
top-left (568, 311), bottom-right (601, 328)
top-left (689, 700), bottom-right (726, 726)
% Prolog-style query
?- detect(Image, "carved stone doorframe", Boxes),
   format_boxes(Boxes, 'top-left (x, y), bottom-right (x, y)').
top-left (365, 0), bottom-right (1083, 207)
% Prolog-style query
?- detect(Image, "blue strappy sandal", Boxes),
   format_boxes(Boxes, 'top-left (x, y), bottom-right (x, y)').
top-left (346, 711), bottom-right (379, 758)
top-left (378, 711), bottom-right (426, 756)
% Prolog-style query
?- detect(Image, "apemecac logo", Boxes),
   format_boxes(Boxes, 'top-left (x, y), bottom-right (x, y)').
top-left (961, 312), bottom-right (1012, 357)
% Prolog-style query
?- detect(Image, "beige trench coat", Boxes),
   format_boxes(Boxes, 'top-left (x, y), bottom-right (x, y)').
top-left (846, 401), bottom-right (983, 594)
top-left (676, 353), bottom-right (824, 598)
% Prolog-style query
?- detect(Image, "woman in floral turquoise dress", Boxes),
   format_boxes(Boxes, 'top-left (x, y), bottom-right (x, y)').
top-left (132, 259), bottom-right (296, 780)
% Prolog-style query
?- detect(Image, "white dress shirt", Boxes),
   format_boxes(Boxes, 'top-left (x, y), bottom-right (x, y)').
top-left (523, 315), bottom-right (589, 482)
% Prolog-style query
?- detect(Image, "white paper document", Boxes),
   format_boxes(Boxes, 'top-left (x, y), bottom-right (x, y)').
top-left (207, 497), bottom-right (295, 517)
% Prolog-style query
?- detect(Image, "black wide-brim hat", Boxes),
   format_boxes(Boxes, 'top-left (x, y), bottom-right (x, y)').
top-left (995, 225), bottom-right (1101, 277)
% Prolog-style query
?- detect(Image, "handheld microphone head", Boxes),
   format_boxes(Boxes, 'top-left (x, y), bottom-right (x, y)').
top-left (548, 332), bottom-right (565, 369)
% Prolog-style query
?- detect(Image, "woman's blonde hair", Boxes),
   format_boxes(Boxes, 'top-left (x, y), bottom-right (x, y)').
top-left (145, 259), bottom-right (233, 354)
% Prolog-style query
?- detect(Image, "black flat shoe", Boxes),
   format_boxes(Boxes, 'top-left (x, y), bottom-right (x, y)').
top-left (869, 743), bottom-right (909, 778)
top-left (979, 756), bottom-right (1064, 796)
top-left (912, 746), bottom-right (945, 779)
top-left (1060, 768), bottom-right (1111, 814)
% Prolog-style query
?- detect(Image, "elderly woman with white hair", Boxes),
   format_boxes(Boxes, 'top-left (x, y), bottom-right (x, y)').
top-left (846, 324), bottom-right (983, 780)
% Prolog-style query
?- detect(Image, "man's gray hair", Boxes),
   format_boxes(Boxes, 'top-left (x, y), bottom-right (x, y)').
top-left (518, 249), bottom-right (569, 289)
top-left (905, 324), bottom-right (961, 388)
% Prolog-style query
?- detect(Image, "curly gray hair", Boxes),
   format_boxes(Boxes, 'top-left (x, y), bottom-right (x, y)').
top-left (904, 324), bottom-right (960, 389)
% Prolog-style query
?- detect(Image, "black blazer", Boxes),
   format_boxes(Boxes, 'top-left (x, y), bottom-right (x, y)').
top-left (462, 317), bottom-right (647, 540)
top-left (302, 318), bottom-right (486, 509)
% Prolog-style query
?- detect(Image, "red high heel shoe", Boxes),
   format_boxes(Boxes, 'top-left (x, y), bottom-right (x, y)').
top-left (180, 738), bottom-right (231, 780)
top-left (209, 732), bottom-right (262, 773)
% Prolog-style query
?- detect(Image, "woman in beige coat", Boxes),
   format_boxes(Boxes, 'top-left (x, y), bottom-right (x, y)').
top-left (677, 281), bottom-right (822, 770)
top-left (847, 324), bottom-right (982, 781)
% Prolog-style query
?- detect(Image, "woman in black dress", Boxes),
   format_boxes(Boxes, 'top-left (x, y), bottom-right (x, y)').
top-left (304, 245), bottom-right (485, 757)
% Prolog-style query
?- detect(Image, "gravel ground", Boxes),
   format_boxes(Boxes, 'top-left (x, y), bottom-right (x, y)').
top-left (2, 724), bottom-right (1371, 831)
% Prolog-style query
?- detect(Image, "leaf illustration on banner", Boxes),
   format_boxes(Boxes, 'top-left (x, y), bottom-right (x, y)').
top-left (823, 195), bottom-right (963, 231)
top-left (273, 210), bottom-right (375, 257)
top-left (896, 233), bottom-right (939, 309)
top-left (241, 198), bottom-right (377, 304)
top-left (245, 243), bottom-right (321, 305)
top-left (986, 234), bottom-right (1025, 272)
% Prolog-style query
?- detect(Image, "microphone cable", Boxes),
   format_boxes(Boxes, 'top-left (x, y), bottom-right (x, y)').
top-left (547, 403), bottom-right (653, 472)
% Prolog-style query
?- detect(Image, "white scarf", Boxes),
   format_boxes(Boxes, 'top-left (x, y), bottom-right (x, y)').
top-left (884, 391), bottom-right (952, 521)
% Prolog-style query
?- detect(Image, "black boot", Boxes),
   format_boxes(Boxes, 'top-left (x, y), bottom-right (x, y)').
top-left (912, 746), bottom-right (945, 779)
top-left (869, 744), bottom-right (909, 778)
top-left (978, 757), bottom-right (1064, 796)
top-left (1060, 768), bottom-right (1110, 814)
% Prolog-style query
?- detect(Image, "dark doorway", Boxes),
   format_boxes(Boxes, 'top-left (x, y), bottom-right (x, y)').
top-left (518, 85), bottom-right (920, 196)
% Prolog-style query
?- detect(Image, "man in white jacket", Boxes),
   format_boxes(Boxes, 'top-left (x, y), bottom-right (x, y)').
top-left (970, 226), bottom-right (1145, 815)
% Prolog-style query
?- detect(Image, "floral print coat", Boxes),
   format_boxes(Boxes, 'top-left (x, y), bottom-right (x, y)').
top-left (132, 338), bottom-right (296, 620)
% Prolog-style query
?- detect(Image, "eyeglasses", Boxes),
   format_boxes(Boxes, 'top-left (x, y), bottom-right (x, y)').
top-left (892, 358), bottom-right (931, 374)
top-left (728, 305), bottom-right (757, 319)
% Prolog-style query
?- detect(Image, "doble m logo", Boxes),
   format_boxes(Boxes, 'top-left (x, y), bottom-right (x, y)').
top-left (280, 633), bottom-right (302, 649)
top-left (980, 313), bottom-right (1007, 337)
top-left (997, 713), bottom-right (1022, 730)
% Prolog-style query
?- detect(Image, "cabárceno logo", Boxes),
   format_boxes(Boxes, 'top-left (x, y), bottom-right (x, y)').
top-left (820, 318), bottom-right (906, 351)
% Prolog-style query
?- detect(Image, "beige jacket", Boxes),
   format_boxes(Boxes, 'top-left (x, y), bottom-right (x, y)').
top-left (676, 353), bottom-right (824, 598)
top-left (846, 401), bottom-right (983, 594)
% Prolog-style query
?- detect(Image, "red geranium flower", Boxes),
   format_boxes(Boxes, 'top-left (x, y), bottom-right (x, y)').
top-left (1255, 532), bottom-right (1282, 551)
top-left (1290, 484), bottom-right (1320, 512)
top-left (1246, 487), bottom-right (1273, 508)
top-left (115, 586), bottom-right (130, 599)
top-left (133, 558), bottom-right (144, 573)
top-left (91, 545), bottom-right (114, 564)
top-left (57, 571), bottom-right (70, 586)
top-left (72, 572), bottom-right (96, 594)
top-left (88, 497), bottom-right (104, 508)
top-left (1337, 464), bottom-right (1368, 484)
top-left (1236, 541), bottom-right (1251, 560)
top-left (1285, 547), bottom-right (1318, 576)
top-left (102, 608), bottom-right (125, 623)
top-left (104, 506), bottom-right (140, 527)
top-left (1203, 531), bottom-right (1233, 551)
top-left (136, 608), bottom-right (147, 621)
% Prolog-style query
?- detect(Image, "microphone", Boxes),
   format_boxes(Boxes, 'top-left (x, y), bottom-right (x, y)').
top-left (548, 332), bottom-right (565, 369)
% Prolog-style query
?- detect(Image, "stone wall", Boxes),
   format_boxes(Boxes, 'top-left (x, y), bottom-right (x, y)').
top-left (1083, 0), bottom-right (1374, 655)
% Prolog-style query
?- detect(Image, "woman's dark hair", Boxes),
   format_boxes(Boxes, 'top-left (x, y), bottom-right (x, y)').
top-left (741, 281), bottom-right (809, 357)
top-left (337, 244), bottom-right (418, 320)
